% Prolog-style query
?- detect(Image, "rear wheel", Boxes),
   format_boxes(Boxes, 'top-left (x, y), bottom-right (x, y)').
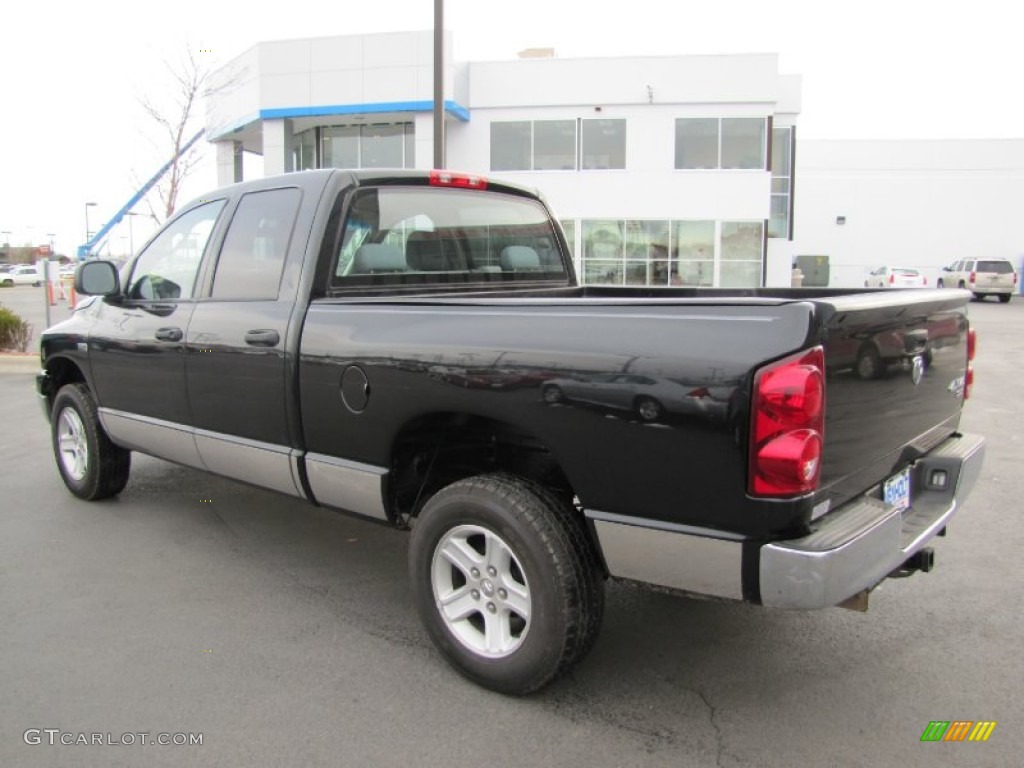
top-left (635, 396), bottom-right (663, 422)
top-left (855, 344), bottom-right (882, 380)
top-left (936, 278), bottom-right (945, 288)
top-left (409, 473), bottom-right (603, 695)
top-left (541, 384), bottom-right (564, 404)
top-left (999, 294), bottom-right (1012, 303)
top-left (51, 383), bottom-right (131, 500)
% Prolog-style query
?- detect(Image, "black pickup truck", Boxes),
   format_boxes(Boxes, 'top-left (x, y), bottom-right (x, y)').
top-left (37, 169), bottom-right (985, 694)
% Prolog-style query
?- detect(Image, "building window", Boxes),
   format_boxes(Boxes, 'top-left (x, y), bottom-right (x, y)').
top-left (581, 119), bottom-right (626, 170)
top-left (720, 221), bottom-right (763, 287)
top-left (581, 220), bottom-right (624, 284)
top-left (490, 122), bottom-right (532, 171)
top-left (672, 220), bottom-right (716, 286)
top-left (323, 126), bottom-right (359, 168)
top-left (302, 123), bottom-right (414, 171)
top-left (360, 124), bottom-right (405, 168)
top-left (490, 119), bottom-right (627, 171)
top-left (579, 218), bottom-right (763, 288)
top-left (675, 118), bottom-right (766, 170)
top-left (674, 119), bottom-right (718, 169)
top-left (294, 129), bottom-right (317, 171)
top-left (534, 120), bottom-right (577, 170)
top-left (769, 126), bottom-right (793, 238)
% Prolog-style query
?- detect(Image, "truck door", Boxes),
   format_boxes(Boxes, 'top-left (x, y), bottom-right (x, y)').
top-left (88, 200), bottom-right (226, 468)
top-left (184, 186), bottom-right (304, 496)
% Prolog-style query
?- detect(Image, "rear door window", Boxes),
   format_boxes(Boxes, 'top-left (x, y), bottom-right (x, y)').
top-left (211, 188), bottom-right (301, 300)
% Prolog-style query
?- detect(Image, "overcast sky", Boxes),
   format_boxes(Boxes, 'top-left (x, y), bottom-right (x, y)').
top-left (2, 0), bottom-right (1020, 259)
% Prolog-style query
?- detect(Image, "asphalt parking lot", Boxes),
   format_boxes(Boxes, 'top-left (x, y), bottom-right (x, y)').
top-left (1, 290), bottom-right (1022, 767)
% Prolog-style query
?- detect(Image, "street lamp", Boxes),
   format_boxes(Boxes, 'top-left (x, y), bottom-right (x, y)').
top-left (124, 211), bottom-right (145, 256)
top-left (84, 202), bottom-right (97, 249)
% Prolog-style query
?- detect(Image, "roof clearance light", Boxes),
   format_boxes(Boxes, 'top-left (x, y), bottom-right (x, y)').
top-left (429, 170), bottom-right (488, 190)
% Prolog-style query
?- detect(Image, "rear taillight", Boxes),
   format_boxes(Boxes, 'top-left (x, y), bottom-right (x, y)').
top-left (889, 273), bottom-right (895, 284)
top-left (749, 347), bottom-right (825, 497)
top-left (968, 271), bottom-right (976, 284)
top-left (923, 276), bottom-right (928, 285)
top-left (429, 170), bottom-right (488, 190)
top-left (966, 327), bottom-right (977, 399)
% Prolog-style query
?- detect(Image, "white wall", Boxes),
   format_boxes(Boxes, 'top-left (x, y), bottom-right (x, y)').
top-left (786, 140), bottom-right (1024, 288)
top-left (207, 31), bottom-right (454, 142)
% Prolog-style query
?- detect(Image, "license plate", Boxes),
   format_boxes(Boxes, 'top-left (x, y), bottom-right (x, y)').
top-left (884, 468), bottom-right (912, 512)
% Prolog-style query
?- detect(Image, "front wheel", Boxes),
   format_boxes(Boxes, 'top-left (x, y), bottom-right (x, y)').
top-left (635, 396), bottom-right (663, 422)
top-left (936, 278), bottom-right (945, 288)
top-left (409, 473), bottom-right (603, 695)
top-left (51, 383), bottom-right (131, 500)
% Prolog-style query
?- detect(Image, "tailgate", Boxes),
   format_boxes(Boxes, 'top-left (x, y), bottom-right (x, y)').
top-left (818, 290), bottom-right (971, 510)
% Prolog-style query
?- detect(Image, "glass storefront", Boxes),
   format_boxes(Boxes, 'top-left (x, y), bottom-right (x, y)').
top-left (295, 123), bottom-right (415, 171)
top-left (578, 218), bottom-right (763, 288)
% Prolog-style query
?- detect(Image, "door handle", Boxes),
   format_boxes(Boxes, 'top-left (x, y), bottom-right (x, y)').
top-left (154, 327), bottom-right (184, 342)
top-left (244, 329), bottom-right (280, 347)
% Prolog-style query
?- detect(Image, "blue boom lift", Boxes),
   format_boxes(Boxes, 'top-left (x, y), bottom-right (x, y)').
top-left (76, 129), bottom-right (205, 260)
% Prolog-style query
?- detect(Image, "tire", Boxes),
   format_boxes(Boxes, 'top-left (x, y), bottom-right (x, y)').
top-left (635, 396), bottom-right (663, 422)
top-left (409, 473), bottom-right (603, 695)
top-left (855, 344), bottom-right (882, 380)
top-left (541, 384), bottom-right (564, 404)
top-left (51, 383), bottom-right (131, 500)
top-left (936, 279), bottom-right (945, 288)
top-left (999, 294), bottom-right (1012, 303)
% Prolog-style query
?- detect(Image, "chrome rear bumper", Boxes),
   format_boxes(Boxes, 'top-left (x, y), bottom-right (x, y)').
top-left (587, 432), bottom-right (985, 610)
top-left (759, 432), bottom-right (985, 609)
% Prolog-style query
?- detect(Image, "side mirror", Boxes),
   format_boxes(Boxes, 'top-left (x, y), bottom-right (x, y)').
top-left (75, 260), bottom-right (121, 297)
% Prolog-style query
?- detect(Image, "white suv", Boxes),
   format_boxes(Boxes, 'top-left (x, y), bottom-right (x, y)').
top-left (0, 264), bottom-right (41, 287)
top-left (937, 258), bottom-right (1017, 303)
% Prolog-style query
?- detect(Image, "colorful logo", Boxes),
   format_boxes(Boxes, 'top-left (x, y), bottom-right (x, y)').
top-left (920, 721), bottom-right (997, 742)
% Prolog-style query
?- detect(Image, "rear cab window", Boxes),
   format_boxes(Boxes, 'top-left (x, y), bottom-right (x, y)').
top-left (330, 185), bottom-right (569, 292)
top-left (977, 260), bottom-right (1014, 274)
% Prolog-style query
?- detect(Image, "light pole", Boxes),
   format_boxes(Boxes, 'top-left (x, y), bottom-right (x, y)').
top-left (124, 211), bottom-right (144, 256)
top-left (84, 202), bottom-right (97, 255)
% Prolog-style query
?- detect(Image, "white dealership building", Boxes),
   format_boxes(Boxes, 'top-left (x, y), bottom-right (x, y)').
top-left (206, 30), bottom-right (1024, 289)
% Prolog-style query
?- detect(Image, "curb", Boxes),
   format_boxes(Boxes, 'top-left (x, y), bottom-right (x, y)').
top-left (0, 355), bottom-right (41, 375)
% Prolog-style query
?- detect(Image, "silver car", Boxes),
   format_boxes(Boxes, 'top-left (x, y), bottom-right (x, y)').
top-left (541, 373), bottom-right (728, 422)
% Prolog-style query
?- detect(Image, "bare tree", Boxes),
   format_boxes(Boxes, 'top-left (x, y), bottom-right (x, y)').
top-left (138, 46), bottom-right (210, 223)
